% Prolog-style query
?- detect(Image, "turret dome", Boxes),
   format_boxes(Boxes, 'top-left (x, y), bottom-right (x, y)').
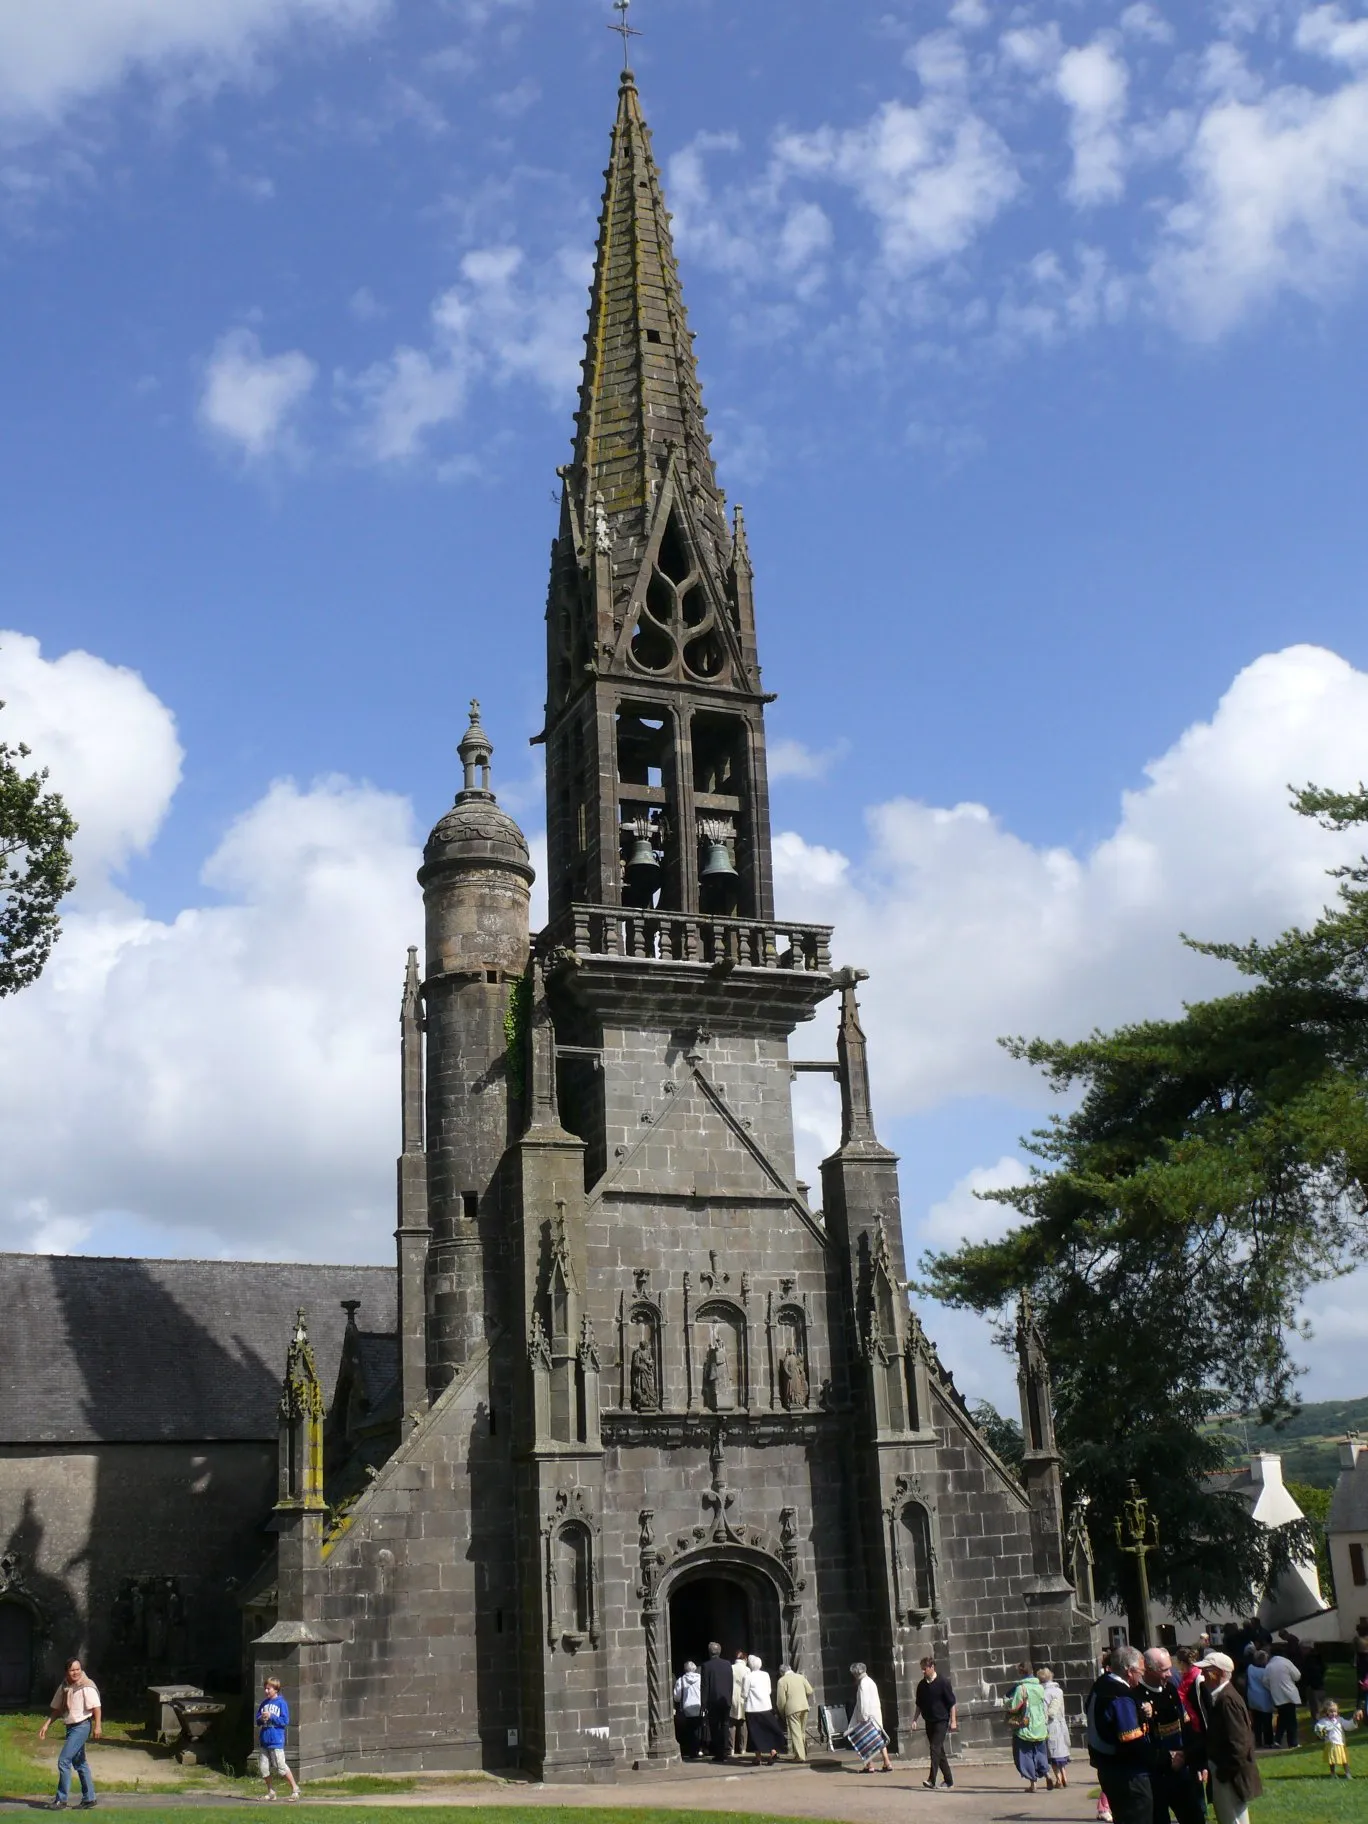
top-left (419, 701), bottom-right (534, 882)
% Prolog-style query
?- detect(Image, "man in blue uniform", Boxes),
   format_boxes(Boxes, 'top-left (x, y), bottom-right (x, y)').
top-left (1087, 1645), bottom-right (1153, 1824)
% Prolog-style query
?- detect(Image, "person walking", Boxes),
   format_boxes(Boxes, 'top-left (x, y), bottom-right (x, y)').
top-left (37, 1659), bottom-right (101, 1811)
top-left (1085, 1644), bottom-right (1152, 1824)
top-left (1006, 1661), bottom-right (1050, 1794)
top-left (1195, 1652), bottom-right (1261, 1824)
top-left (672, 1660), bottom-right (704, 1760)
top-left (847, 1662), bottom-right (893, 1772)
top-left (741, 1655), bottom-right (785, 1764)
top-left (1264, 1645), bottom-right (1301, 1749)
top-left (1141, 1647), bottom-right (1203, 1824)
top-left (701, 1641), bottom-right (734, 1763)
top-left (254, 1675), bottom-right (300, 1802)
top-left (913, 1654), bottom-right (956, 1790)
top-left (1037, 1663), bottom-right (1071, 1790)
top-left (1355, 1616), bottom-right (1368, 1696)
top-left (1242, 1652), bottom-right (1274, 1749)
top-left (775, 1662), bottom-right (814, 1762)
top-left (730, 1649), bottom-right (748, 1758)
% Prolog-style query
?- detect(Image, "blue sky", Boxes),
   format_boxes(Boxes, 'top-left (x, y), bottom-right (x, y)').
top-left (3, 0), bottom-right (1368, 1410)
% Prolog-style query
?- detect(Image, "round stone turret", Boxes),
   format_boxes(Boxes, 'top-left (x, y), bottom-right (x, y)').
top-left (420, 701), bottom-right (533, 1394)
top-left (419, 700), bottom-right (534, 977)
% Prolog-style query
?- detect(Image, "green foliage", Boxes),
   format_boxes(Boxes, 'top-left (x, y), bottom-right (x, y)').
top-left (503, 970), bottom-right (532, 1100)
top-left (0, 700), bottom-right (76, 996)
top-left (969, 1399), bottom-right (1025, 1470)
top-left (924, 782), bottom-right (1368, 1621)
top-left (1215, 1395), bottom-right (1368, 1488)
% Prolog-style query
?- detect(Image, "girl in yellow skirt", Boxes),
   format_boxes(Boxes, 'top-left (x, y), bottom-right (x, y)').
top-left (1314, 1702), bottom-right (1351, 1779)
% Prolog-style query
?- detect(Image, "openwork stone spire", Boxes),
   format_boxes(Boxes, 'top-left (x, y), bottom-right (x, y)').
top-left (570, 70), bottom-right (730, 592)
top-left (542, 69), bottom-right (772, 923)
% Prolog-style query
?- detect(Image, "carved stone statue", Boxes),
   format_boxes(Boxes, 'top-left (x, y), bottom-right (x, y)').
top-left (703, 1330), bottom-right (734, 1411)
top-left (630, 1336), bottom-right (659, 1411)
top-left (779, 1344), bottom-right (809, 1410)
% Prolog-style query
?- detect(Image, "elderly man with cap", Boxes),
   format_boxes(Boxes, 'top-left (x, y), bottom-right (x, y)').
top-left (1194, 1652), bottom-right (1262, 1824)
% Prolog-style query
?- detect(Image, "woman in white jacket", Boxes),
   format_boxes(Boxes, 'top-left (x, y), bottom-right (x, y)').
top-left (742, 1655), bottom-right (786, 1763)
top-left (848, 1663), bottom-right (893, 1772)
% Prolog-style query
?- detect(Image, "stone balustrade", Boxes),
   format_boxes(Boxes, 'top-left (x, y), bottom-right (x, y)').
top-left (546, 904), bottom-right (832, 973)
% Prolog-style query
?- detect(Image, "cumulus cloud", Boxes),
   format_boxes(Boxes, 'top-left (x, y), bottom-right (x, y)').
top-left (776, 95), bottom-right (1019, 274)
top-left (768, 736), bottom-right (850, 782)
top-left (199, 328), bottom-right (317, 461)
top-left (1057, 40), bottom-right (1130, 206)
top-left (780, 645), bottom-right (1368, 1118)
top-left (0, 635), bottom-right (419, 1261)
top-left (0, 631), bottom-right (181, 887)
top-left (0, 0), bottom-right (387, 133)
top-left (342, 245), bottom-right (587, 463)
top-left (1151, 58), bottom-right (1368, 337)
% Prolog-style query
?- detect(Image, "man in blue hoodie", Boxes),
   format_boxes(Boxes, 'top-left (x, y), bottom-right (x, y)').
top-left (1086, 1646), bottom-right (1153, 1824)
top-left (255, 1677), bottom-right (300, 1802)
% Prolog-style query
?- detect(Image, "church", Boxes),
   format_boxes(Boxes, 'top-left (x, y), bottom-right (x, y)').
top-left (0, 63), bottom-right (1098, 1776)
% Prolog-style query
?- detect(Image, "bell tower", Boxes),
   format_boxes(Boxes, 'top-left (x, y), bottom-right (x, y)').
top-left (542, 67), bottom-right (774, 926)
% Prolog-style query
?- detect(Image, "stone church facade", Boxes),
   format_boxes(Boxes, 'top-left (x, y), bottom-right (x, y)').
top-left (0, 66), bottom-right (1098, 1773)
top-left (253, 67), bottom-right (1098, 1779)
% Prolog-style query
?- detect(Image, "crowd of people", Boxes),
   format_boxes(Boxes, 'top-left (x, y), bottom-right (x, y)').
top-left (1085, 1631), bottom-right (1363, 1824)
top-left (671, 1645), bottom-right (813, 1764)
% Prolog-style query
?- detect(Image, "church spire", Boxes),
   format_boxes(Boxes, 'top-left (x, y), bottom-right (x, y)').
top-left (569, 67), bottom-right (730, 587)
top-left (542, 67), bottom-right (774, 926)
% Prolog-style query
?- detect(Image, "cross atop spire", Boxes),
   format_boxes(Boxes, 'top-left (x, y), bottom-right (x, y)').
top-left (609, 0), bottom-right (639, 70)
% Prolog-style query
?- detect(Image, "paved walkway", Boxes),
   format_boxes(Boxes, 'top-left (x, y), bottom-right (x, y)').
top-left (1, 1758), bottom-right (1099, 1822)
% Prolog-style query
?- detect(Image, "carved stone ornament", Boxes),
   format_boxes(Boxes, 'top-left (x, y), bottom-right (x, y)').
top-left (578, 1314), bottom-right (600, 1372)
top-left (528, 1308), bottom-right (552, 1371)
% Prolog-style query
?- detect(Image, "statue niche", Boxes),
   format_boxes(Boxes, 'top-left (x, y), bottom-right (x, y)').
top-left (628, 1305), bottom-right (661, 1413)
top-left (776, 1306), bottom-right (809, 1411)
top-left (698, 1302), bottom-right (744, 1412)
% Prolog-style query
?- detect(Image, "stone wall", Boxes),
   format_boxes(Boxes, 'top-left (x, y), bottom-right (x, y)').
top-left (0, 1441), bottom-right (274, 1701)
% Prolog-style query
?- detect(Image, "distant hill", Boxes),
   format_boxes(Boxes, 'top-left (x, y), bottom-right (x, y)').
top-left (1215, 1397), bottom-right (1368, 1489)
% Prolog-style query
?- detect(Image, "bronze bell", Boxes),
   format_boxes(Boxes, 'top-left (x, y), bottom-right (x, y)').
top-left (624, 833), bottom-right (662, 896)
top-left (700, 838), bottom-right (737, 880)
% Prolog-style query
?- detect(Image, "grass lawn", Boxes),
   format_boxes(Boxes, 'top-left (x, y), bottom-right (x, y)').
top-left (1249, 1661), bottom-right (1368, 1822)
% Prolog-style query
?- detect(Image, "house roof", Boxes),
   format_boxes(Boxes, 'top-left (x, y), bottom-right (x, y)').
top-left (1330, 1451), bottom-right (1368, 1534)
top-left (0, 1253), bottom-right (397, 1445)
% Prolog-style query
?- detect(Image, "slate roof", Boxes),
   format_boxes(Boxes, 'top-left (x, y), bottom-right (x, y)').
top-left (0, 1254), bottom-right (397, 1445)
top-left (1330, 1450), bottom-right (1368, 1534)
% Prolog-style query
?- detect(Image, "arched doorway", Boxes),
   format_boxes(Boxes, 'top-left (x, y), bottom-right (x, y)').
top-left (0, 1603), bottom-right (33, 1707)
top-left (666, 1563), bottom-right (782, 1679)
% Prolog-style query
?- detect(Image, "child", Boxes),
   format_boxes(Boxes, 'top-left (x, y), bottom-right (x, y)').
top-left (255, 1677), bottom-right (300, 1802)
top-left (1315, 1702), bottom-right (1351, 1780)
top-left (1037, 1664), bottom-right (1071, 1790)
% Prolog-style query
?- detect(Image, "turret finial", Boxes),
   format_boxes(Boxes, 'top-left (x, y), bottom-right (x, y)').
top-left (457, 698), bottom-right (495, 798)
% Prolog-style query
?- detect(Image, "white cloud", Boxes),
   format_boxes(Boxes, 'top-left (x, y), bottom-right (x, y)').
top-left (1120, 3), bottom-right (1175, 44)
top-left (777, 95), bottom-right (1020, 273)
top-left (0, 631), bottom-right (182, 888)
top-left (1056, 40), bottom-right (1130, 206)
top-left (0, 633), bottom-right (420, 1259)
top-left (1151, 63), bottom-right (1368, 336)
top-left (768, 736), bottom-right (850, 782)
top-left (342, 244), bottom-right (587, 463)
top-left (199, 328), bottom-right (317, 461)
top-left (0, 0), bottom-right (387, 133)
top-left (779, 645), bottom-right (1368, 1118)
top-left (919, 1156), bottom-right (1029, 1252)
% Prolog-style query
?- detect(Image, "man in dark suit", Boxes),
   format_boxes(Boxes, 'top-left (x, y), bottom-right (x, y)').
top-left (1195, 1652), bottom-right (1262, 1824)
top-left (700, 1641), bottom-right (735, 1762)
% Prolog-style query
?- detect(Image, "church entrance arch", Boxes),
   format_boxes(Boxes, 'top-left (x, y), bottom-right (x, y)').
top-left (666, 1567), bottom-right (780, 1677)
top-left (0, 1602), bottom-right (33, 1707)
